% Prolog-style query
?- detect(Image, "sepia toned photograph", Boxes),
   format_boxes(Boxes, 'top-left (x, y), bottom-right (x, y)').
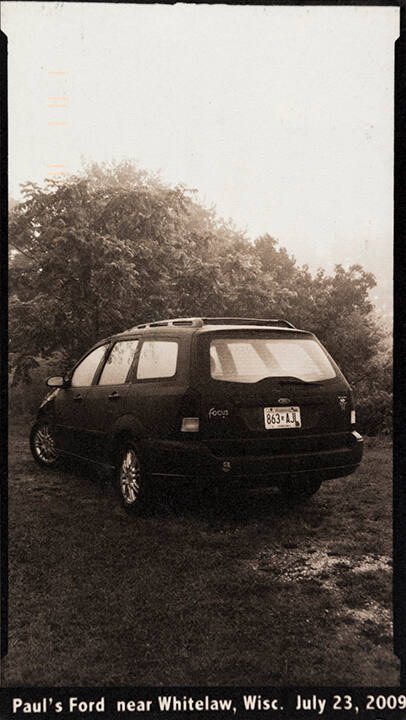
top-left (2, 1), bottom-right (400, 688)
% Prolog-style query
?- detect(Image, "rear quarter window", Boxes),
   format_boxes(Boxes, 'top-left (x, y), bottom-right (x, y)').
top-left (136, 340), bottom-right (179, 380)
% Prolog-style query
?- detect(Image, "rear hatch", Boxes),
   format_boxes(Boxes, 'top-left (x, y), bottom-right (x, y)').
top-left (192, 328), bottom-right (352, 453)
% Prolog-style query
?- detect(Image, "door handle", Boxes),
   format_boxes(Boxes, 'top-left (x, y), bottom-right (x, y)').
top-left (73, 394), bottom-right (84, 402)
top-left (108, 392), bottom-right (120, 400)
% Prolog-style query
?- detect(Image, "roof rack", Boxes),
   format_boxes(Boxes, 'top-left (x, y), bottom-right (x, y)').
top-left (201, 317), bottom-right (295, 328)
top-left (131, 318), bottom-right (202, 330)
top-left (129, 317), bottom-right (295, 330)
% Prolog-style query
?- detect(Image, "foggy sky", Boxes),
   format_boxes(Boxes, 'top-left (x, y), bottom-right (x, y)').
top-left (3, 3), bottom-right (398, 316)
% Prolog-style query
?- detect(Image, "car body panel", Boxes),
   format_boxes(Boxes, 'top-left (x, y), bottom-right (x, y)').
top-left (52, 385), bottom-right (90, 456)
top-left (82, 383), bottom-right (132, 462)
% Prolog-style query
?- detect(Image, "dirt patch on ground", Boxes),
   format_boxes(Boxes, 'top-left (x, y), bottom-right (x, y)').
top-left (247, 544), bottom-right (392, 631)
top-left (345, 602), bottom-right (391, 627)
top-left (249, 545), bottom-right (391, 579)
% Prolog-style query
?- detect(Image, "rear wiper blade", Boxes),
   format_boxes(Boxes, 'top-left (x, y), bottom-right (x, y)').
top-left (279, 378), bottom-right (323, 386)
top-left (254, 376), bottom-right (324, 387)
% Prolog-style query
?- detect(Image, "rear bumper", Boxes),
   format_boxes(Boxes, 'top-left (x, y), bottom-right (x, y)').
top-left (143, 430), bottom-right (363, 485)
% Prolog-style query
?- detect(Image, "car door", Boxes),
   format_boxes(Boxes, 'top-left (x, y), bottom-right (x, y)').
top-left (125, 336), bottom-right (186, 439)
top-left (53, 343), bottom-right (109, 457)
top-left (84, 338), bottom-right (140, 463)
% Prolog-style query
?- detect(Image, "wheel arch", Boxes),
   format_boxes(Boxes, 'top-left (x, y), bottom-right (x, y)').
top-left (110, 414), bottom-right (146, 463)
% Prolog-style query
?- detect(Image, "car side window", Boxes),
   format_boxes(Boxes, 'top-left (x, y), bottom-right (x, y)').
top-left (98, 340), bottom-right (139, 386)
top-left (136, 340), bottom-right (178, 380)
top-left (71, 345), bottom-right (107, 388)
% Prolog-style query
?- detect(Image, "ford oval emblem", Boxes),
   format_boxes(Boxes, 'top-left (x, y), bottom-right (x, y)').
top-left (278, 397), bottom-right (291, 405)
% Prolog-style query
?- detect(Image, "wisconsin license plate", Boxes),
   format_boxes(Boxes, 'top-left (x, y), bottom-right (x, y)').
top-left (264, 406), bottom-right (301, 429)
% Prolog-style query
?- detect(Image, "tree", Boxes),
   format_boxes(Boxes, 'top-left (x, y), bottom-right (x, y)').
top-left (9, 161), bottom-right (279, 379)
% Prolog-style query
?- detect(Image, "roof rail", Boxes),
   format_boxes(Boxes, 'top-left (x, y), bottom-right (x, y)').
top-left (128, 317), bottom-right (295, 330)
top-left (201, 317), bottom-right (295, 329)
top-left (131, 318), bottom-right (203, 329)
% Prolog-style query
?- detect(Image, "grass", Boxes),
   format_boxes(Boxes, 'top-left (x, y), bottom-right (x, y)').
top-left (2, 417), bottom-right (398, 686)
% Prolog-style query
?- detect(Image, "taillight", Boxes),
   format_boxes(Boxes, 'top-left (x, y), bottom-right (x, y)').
top-left (181, 417), bottom-right (200, 433)
top-left (179, 390), bottom-right (201, 433)
top-left (349, 389), bottom-right (356, 424)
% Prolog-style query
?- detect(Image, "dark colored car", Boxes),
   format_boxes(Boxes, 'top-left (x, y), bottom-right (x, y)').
top-left (30, 317), bottom-right (363, 512)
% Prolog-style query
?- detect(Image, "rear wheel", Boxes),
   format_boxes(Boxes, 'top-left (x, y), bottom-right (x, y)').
top-left (278, 476), bottom-right (322, 501)
top-left (116, 443), bottom-right (149, 514)
top-left (30, 421), bottom-right (59, 467)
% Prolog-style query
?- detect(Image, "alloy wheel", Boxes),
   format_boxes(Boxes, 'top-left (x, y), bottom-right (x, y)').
top-left (119, 449), bottom-right (141, 505)
top-left (33, 424), bottom-right (58, 464)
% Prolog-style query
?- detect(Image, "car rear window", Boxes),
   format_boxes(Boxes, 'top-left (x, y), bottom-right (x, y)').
top-left (210, 336), bottom-right (336, 383)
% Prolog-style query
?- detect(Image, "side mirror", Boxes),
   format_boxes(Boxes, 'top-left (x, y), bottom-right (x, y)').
top-left (46, 376), bottom-right (66, 388)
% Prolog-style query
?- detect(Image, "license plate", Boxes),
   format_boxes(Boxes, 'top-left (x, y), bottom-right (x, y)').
top-left (264, 406), bottom-right (301, 429)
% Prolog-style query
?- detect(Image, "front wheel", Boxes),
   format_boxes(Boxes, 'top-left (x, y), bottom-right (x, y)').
top-left (30, 421), bottom-right (59, 467)
top-left (116, 443), bottom-right (149, 514)
top-left (278, 476), bottom-right (322, 501)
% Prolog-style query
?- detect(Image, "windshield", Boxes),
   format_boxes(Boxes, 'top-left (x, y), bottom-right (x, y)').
top-left (209, 336), bottom-right (336, 383)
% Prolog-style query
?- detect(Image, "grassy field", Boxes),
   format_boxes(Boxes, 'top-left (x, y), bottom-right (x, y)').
top-left (2, 417), bottom-right (398, 686)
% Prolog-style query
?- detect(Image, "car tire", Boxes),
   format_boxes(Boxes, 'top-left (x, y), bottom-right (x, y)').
top-left (116, 442), bottom-right (149, 514)
top-left (278, 476), bottom-right (322, 501)
top-left (30, 421), bottom-right (60, 467)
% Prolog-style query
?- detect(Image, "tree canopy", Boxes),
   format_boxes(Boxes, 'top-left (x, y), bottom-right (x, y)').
top-left (9, 161), bottom-right (391, 433)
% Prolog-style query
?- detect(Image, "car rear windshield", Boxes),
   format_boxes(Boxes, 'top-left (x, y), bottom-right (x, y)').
top-left (209, 336), bottom-right (336, 383)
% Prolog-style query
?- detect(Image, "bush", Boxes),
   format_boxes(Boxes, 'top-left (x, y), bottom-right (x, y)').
top-left (355, 380), bottom-right (392, 437)
top-left (9, 353), bottom-right (64, 419)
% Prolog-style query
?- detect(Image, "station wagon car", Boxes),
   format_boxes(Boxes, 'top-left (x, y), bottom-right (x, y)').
top-left (30, 317), bottom-right (363, 512)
